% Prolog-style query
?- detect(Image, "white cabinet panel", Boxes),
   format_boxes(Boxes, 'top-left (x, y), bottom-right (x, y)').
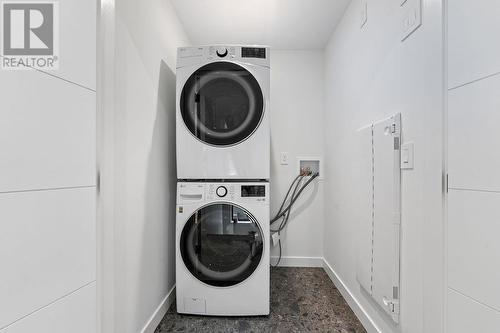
top-left (356, 125), bottom-right (374, 294)
top-left (355, 115), bottom-right (401, 323)
top-left (0, 69), bottom-right (96, 192)
top-left (372, 115), bottom-right (401, 321)
top-left (448, 74), bottom-right (500, 192)
top-left (448, 190), bottom-right (500, 312)
top-left (448, 0), bottom-right (500, 88)
top-left (447, 289), bottom-right (500, 333)
top-left (2, 282), bottom-right (96, 333)
top-left (0, 187), bottom-right (96, 328)
top-left (57, 0), bottom-right (96, 90)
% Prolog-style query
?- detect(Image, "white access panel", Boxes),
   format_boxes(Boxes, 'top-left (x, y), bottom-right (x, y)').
top-left (372, 115), bottom-right (401, 322)
top-left (355, 114), bottom-right (401, 323)
top-left (356, 125), bottom-right (374, 294)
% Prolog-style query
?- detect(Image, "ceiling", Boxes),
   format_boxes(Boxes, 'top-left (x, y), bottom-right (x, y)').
top-left (170, 0), bottom-right (352, 49)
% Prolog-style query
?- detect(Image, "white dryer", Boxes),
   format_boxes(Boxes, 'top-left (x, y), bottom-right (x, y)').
top-left (176, 181), bottom-right (270, 316)
top-left (176, 46), bottom-right (270, 180)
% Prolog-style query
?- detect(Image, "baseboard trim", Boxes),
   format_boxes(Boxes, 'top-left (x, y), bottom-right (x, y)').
top-left (322, 259), bottom-right (380, 333)
top-left (139, 261), bottom-right (378, 332)
top-left (271, 256), bottom-right (324, 267)
top-left (140, 284), bottom-right (176, 333)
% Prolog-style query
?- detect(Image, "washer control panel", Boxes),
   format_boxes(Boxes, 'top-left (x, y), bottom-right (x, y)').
top-left (178, 183), bottom-right (268, 204)
top-left (205, 182), bottom-right (268, 203)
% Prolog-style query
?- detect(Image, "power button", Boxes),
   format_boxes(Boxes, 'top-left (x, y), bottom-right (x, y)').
top-left (216, 186), bottom-right (228, 197)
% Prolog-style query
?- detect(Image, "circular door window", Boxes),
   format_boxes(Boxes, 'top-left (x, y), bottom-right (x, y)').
top-left (180, 62), bottom-right (264, 146)
top-left (180, 203), bottom-right (264, 287)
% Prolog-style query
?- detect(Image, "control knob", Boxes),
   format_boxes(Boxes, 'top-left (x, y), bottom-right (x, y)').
top-left (216, 186), bottom-right (228, 197)
top-left (216, 47), bottom-right (228, 57)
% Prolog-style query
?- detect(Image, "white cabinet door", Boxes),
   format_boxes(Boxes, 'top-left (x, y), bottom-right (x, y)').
top-left (0, 187), bottom-right (96, 329)
top-left (2, 282), bottom-right (96, 333)
top-left (355, 115), bottom-right (401, 323)
top-left (448, 0), bottom-right (500, 88)
top-left (447, 289), bottom-right (500, 333)
top-left (0, 70), bottom-right (96, 192)
top-left (58, 0), bottom-right (97, 90)
top-left (372, 115), bottom-right (401, 322)
top-left (448, 74), bottom-right (500, 192)
top-left (448, 190), bottom-right (500, 312)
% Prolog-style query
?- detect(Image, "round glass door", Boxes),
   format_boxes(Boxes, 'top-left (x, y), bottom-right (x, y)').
top-left (180, 203), bottom-right (264, 287)
top-left (180, 62), bottom-right (264, 146)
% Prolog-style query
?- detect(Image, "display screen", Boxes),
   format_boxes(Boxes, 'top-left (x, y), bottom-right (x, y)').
top-left (241, 47), bottom-right (266, 59)
top-left (241, 185), bottom-right (265, 197)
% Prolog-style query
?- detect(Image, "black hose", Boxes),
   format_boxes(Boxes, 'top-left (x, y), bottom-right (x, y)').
top-left (271, 175), bottom-right (304, 232)
top-left (271, 172), bottom-right (319, 223)
top-left (275, 174), bottom-right (302, 218)
top-left (271, 173), bottom-right (319, 267)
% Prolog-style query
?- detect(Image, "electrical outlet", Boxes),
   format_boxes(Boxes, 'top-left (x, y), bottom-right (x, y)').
top-left (280, 152), bottom-right (289, 165)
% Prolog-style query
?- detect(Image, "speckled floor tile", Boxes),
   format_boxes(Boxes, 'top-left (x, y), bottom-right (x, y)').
top-left (155, 267), bottom-right (366, 333)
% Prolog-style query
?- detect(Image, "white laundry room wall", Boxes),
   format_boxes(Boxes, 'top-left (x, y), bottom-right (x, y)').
top-left (322, 0), bottom-right (445, 332)
top-left (0, 0), bottom-right (97, 332)
top-left (446, 0), bottom-right (500, 331)
top-left (98, 0), bottom-right (190, 332)
top-left (269, 50), bottom-right (325, 266)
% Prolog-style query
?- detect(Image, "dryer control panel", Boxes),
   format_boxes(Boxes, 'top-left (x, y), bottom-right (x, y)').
top-left (177, 45), bottom-right (270, 68)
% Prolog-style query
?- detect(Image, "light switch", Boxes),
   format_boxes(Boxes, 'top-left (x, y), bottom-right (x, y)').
top-left (401, 142), bottom-right (414, 169)
top-left (280, 152), bottom-right (289, 165)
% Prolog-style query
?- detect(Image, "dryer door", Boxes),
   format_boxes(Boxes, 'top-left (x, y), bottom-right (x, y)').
top-left (180, 203), bottom-right (264, 287)
top-left (180, 62), bottom-right (264, 146)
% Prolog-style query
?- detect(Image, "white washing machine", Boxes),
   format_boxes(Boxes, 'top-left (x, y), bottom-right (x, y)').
top-left (176, 181), bottom-right (270, 316)
top-left (176, 45), bottom-right (270, 180)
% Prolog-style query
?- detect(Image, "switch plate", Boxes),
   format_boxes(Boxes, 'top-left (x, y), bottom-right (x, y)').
top-left (360, 1), bottom-right (368, 28)
top-left (401, 0), bottom-right (422, 41)
top-left (280, 152), bottom-right (289, 165)
top-left (401, 142), bottom-right (414, 169)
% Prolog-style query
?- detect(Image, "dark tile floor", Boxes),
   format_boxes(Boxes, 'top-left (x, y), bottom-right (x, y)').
top-left (155, 267), bottom-right (366, 333)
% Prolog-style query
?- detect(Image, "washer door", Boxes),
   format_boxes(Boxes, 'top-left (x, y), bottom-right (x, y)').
top-left (180, 62), bottom-right (264, 146)
top-left (180, 203), bottom-right (264, 287)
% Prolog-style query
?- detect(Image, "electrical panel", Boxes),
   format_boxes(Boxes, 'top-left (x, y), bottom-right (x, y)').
top-left (356, 114), bottom-right (401, 324)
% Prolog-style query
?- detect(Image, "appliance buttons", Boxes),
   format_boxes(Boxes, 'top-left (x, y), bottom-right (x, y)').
top-left (216, 186), bottom-right (228, 197)
top-left (216, 47), bottom-right (228, 57)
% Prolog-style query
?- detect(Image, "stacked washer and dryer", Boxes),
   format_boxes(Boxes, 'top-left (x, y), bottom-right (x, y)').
top-left (175, 45), bottom-right (271, 316)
